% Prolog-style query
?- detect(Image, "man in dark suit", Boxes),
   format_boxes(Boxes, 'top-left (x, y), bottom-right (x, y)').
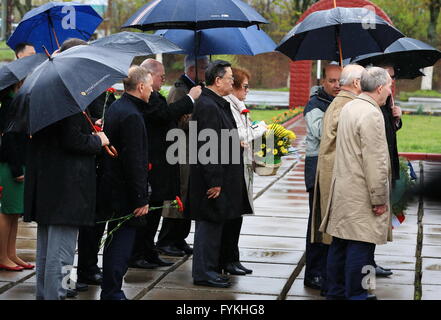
top-left (129, 58), bottom-right (201, 268)
top-left (188, 60), bottom-right (252, 288)
top-left (98, 66), bottom-right (152, 300)
top-left (156, 55), bottom-right (209, 257)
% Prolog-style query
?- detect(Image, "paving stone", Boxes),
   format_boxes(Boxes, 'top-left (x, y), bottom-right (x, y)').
top-left (422, 245), bottom-right (441, 259)
top-left (0, 283), bottom-right (35, 300)
top-left (421, 285), bottom-right (441, 300)
top-left (286, 295), bottom-right (324, 300)
top-left (238, 235), bottom-right (305, 251)
top-left (286, 279), bottom-right (321, 298)
top-left (371, 284), bottom-right (415, 300)
top-left (156, 270), bottom-right (287, 296)
top-left (421, 270), bottom-right (441, 285)
top-left (422, 258), bottom-right (441, 271)
top-left (423, 234), bottom-right (441, 246)
top-left (374, 243), bottom-right (416, 257)
top-left (423, 213), bottom-right (441, 225)
top-left (374, 255), bottom-right (416, 271)
top-left (376, 270), bottom-right (415, 285)
top-left (424, 225), bottom-right (441, 235)
top-left (239, 248), bottom-right (303, 265)
top-left (140, 288), bottom-right (278, 300)
top-left (0, 269), bottom-right (35, 283)
top-left (241, 216), bottom-right (307, 237)
top-left (390, 233), bottom-right (418, 244)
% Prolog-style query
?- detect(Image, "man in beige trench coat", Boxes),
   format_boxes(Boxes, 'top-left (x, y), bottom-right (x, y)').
top-left (319, 67), bottom-right (392, 300)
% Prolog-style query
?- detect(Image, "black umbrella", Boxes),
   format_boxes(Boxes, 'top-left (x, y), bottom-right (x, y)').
top-left (0, 54), bottom-right (48, 91)
top-left (276, 7), bottom-right (405, 66)
top-left (90, 31), bottom-right (182, 56)
top-left (351, 37), bottom-right (441, 79)
top-left (122, 0), bottom-right (268, 82)
top-left (8, 45), bottom-right (134, 156)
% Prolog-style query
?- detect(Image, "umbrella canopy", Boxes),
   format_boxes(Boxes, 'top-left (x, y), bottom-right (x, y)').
top-left (0, 54), bottom-right (48, 91)
top-left (122, 0), bottom-right (268, 31)
top-left (8, 45), bottom-right (134, 135)
top-left (276, 7), bottom-right (404, 63)
top-left (154, 25), bottom-right (276, 56)
top-left (90, 31), bottom-right (182, 56)
top-left (351, 37), bottom-right (441, 79)
top-left (7, 2), bottom-right (103, 54)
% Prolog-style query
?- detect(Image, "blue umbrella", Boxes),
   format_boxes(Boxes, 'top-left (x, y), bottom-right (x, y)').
top-left (7, 2), bottom-right (103, 54)
top-left (154, 25), bottom-right (276, 56)
top-left (122, 0), bottom-right (268, 31)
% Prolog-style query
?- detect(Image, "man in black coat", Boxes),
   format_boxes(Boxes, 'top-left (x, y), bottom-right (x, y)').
top-left (97, 66), bottom-right (152, 300)
top-left (188, 60), bottom-right (252, 288)
top-left (24, 96), bottom-right (109, 300)
top-left (129, 59), bottom-right (201, 268)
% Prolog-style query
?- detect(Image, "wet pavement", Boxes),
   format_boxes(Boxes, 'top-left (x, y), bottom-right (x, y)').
top-left (1, 117), bottom-right (440, 300)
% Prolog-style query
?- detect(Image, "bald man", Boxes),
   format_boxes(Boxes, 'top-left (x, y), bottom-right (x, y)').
top-left (303, 64), bottom-right (341, 292)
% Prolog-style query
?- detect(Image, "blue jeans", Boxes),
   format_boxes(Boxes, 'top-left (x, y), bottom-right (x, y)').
top-left (326, 237), bottom-right (375, 300)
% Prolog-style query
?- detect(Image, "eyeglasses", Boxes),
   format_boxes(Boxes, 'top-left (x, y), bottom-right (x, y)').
top-left (242, 84), bottom-right (249, 90)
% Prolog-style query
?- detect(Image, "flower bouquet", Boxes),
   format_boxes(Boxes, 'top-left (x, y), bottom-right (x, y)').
top-left (98, 196), bottom-right (184, 248)
top-left (253, 124), bottom-right (296, 176)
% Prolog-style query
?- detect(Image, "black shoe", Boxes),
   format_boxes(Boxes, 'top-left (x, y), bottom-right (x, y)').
top-left (194, 277), bottom-right (231, 288)
top-left (156, 245), bottom-right (185, 257)
top-left (224, 263), bottom-right (247, 276)
top-left (66, 279), bottom-right (88, 292)
top-left (129, 259), bottom-right (159, 269)
top-left (65, 289), bottom-right (78, 298)
top-left (177, 243), bottom-right (193, 255)
top-left (147, 256), bottom-right (174, 267)
top-left (375, 266), bottom-right (393, 277)
top-left (304, 276), bottom-right (322, 290)
top-left (376, 265), bottom-right (392, 272)
top-left (77, 272), bottom-right (103, 286)
top-left (234, 261), bottom-right (252, 274)
top-left (367, 294), bottom-right (378, 300)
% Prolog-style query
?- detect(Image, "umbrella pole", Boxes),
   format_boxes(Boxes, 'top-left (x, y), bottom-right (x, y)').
top-left (82, 111), bottom-right (118, 158)
top-left (194, 30), bottom-right (199, 84)
top-left (52, 27), bottom-right (61, 49)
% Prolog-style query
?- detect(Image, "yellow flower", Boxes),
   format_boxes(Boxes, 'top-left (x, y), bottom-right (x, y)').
top-left (266, 148), bottom-right (272, 153)
top-left (256, 151), bottom-right (264, 157)
top-left (260, 144), bottom-right (266, 149)
top-left (273, 149), bottom-right (278, 155)
top-left (281, 147), bottom-right (288, 154)
top-left (277, 141), bottom-right (284, 146)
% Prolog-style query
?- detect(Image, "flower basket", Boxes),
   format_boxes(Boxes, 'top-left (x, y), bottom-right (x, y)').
top-left (254, 156), bottom-right (282, 176)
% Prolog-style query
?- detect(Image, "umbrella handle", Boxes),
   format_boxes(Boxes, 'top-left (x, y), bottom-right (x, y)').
top-left (82, 112), bottom-right (118, 158)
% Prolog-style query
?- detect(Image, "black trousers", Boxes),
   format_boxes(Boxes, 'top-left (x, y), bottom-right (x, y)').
top-left (77, 223), bottom-right (106, 276)
top-left (100, 222), bottom-right (136, 300)
top-left (130, 201), bottom-right (162, 261)
top-left (305, 189), bottom-right (329, 283)
top-left (219, 217), bottom-right (243, 267)
top-left (156, 217), bottom-right (191, 248)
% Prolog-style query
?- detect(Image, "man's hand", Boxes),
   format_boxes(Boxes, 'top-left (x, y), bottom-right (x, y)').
top-left (240, 141), bottom-right (249, 149)
top-left (14, 175), bottom-right (25, 182)
top-left (133, 204), bottom-right (149, 217)
top-left (207, 186), bottom-right (221, 199)
top-left (373, 204), bottom-right (388, 216)
top-left (95, 118), bottom-right (103, 127)
top-left (189, 85), bottom-right (202, 101)
top-left (392, 105), bottom-right (402, 119)
top-left (94, 131), bottom-right (109, 146)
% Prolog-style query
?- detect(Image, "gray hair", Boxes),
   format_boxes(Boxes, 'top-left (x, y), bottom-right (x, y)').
top-left (339, 64), bottom-right (365, 86)
top-left (360, 66), bottom-right (390, 92)
top-left (184, 55), bottom-right (209, 72)
top-left (140, 58), bottom-right (163, 75)
top-left (123, 66), bottom-right (152, 92)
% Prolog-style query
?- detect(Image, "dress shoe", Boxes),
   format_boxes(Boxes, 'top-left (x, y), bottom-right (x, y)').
top-left (156, 245), bottom-right (185, 257)
top-left (376, 265), bottom-right (391, 272)
top-left (194, 277), bottom-right (231, 288)
top-left (224, 263), bottom-right (246, 276)
top-left (0, 264), bottom-right (24, 271)
top-left (65, 289), bottom-right (78, 299)
top-left (77, 272), bottom-right (103, 285)
top-left (177, 243), bottom-right (193, 255)
top-left (367, 294), bottom-right (378, 300)
top-left (147, 256), bottom-right (174, 267)
top-left (129, 259), bottom-right (159, 269)
top-left (234, 261), bottom-right (252, 274)
top-left (375, 266), bottom-right (393, 277)
top-left (304, 276), bottom-right (322, 290)
top-left (67, 279), bottom-right (89, 292)
top-left (17, 263), bottom-right (35, 270)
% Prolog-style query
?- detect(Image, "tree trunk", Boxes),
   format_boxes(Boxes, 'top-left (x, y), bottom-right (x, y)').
top-left (427, 0), bottom-right (441, 45)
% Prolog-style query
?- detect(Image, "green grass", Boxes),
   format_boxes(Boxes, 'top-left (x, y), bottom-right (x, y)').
top-left (398, 90), bottom-right (441, 102)
top-left (397, 115), bottom-right (441, 153)
top-left (249, 109), bottom-right (289, 123)
top-left (0, 41), bottom-right (15, 61)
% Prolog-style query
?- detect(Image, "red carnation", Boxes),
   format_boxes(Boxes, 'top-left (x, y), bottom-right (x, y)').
top-left (148, 163), bottom-right (152, 171)
top-left (175, 196), bottom-right (184, 212)
top-left (241, 109), bottom-right (250, 115)
top-left (93, 125), bottom-right (102, 132)
top-left (106, 87), bottom-right (117, 93)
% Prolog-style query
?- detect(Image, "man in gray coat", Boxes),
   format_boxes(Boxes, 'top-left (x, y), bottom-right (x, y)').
top-left (320, 67), bottom-right (392, 300)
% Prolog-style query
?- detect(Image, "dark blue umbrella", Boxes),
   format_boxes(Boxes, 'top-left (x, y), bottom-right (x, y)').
top-left (8, 45), bottom-right (134, 136)
top-left (276, 7), bottom-right (404, 65)
top-left (90, 31), bottom-right (182, 56)
top-left (351, 37), bottom-right (441, 79)
top-left (0, 54), bottom-right (48, 91)
top-left (122, 0), bottom-right (268, 31)
top-left (7, 2), bottom-right (103, 54)
top-left (154, 25), bottom-right (276, 56)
